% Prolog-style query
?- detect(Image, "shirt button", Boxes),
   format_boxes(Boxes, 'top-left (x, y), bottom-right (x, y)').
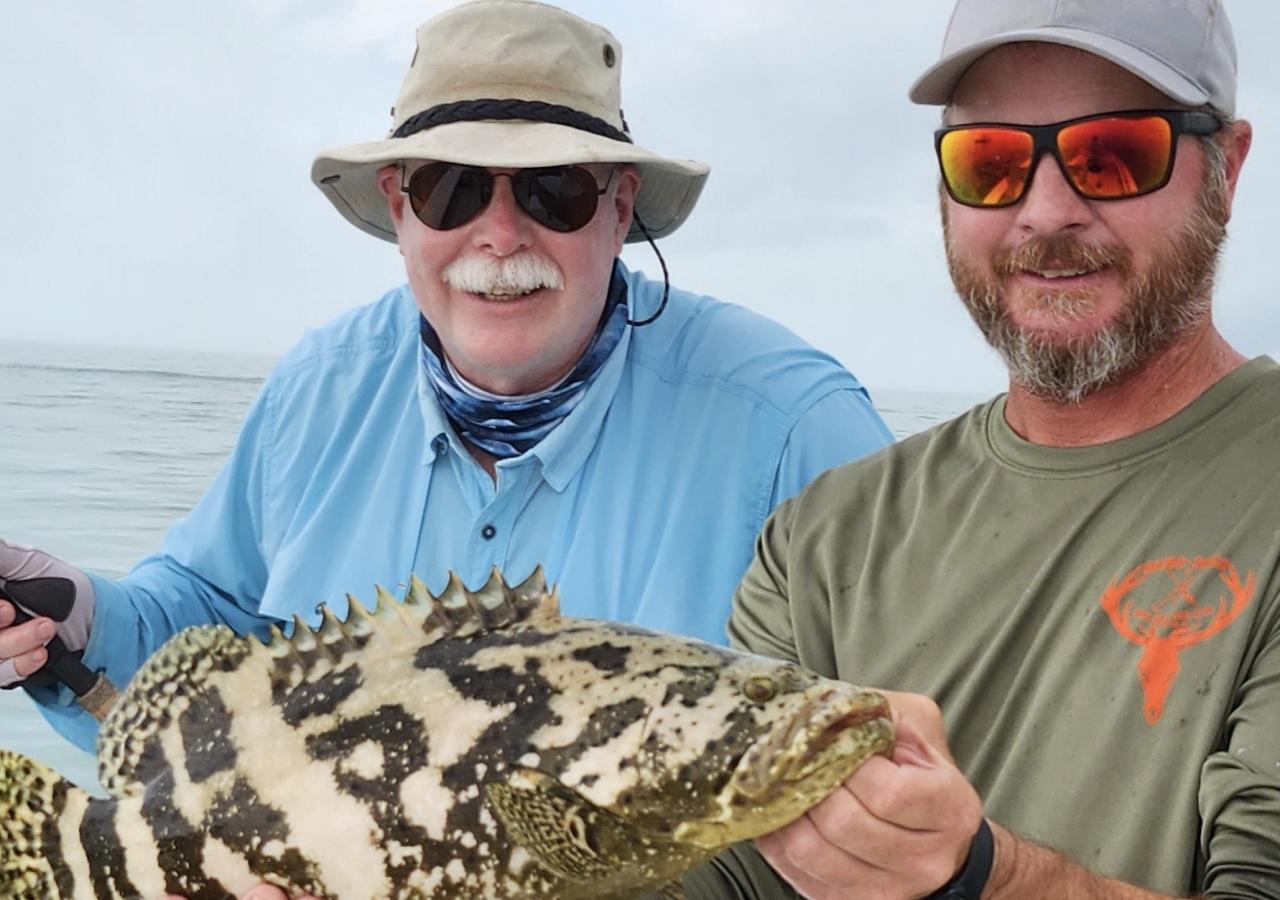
top-left (481, 524), bottom-right (497, 540)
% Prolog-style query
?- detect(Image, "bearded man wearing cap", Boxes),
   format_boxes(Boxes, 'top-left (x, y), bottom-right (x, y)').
top-left (682, 1), bottom-right (1279, 899)
top-left (0, 1), bottom-right (890, 757)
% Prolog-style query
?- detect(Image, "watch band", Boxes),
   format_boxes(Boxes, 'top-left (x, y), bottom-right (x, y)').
top-left (925, 818), bottom-right (995, 899)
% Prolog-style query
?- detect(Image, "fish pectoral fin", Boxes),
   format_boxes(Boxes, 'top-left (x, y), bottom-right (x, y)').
top-left (486, 768), bottom-right (617, 880)
top-left (487, 768), bottom-right (693, 890)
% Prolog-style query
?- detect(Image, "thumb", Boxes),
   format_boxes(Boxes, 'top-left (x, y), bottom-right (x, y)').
top-left (889, 717), bottom-right (951, 769)
top-left (879, 690), bottom-right (956, 763)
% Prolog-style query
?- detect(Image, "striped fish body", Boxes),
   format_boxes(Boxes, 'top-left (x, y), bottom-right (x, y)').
top-left (1, 569), bottom-right (893, 899)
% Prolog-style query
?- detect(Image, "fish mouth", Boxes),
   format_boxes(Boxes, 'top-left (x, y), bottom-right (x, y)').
top-left (739, 687), bottom-right (892, 794)
top-left (673, 686), bottom-right (893, 848)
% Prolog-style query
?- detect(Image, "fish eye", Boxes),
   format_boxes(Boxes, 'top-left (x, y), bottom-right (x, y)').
top-left (743, 676), bottom-right (777, 704)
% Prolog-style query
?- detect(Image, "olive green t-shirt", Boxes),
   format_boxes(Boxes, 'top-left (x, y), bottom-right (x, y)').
top-left (688, 357), bottom-right (1280, 898)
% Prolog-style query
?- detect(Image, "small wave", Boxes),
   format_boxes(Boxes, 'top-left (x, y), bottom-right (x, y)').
top-left (0, 340), bottom-right (275, 384)
top-left (0, 361), bottom-right (268, 386)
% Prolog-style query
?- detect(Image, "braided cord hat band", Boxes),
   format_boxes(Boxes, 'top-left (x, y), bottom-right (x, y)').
top-left (393, 98), bottom-right (633, 144)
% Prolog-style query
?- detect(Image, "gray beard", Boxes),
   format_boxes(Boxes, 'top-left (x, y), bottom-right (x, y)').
top-left (946, 187), bottom-right (1227, 404)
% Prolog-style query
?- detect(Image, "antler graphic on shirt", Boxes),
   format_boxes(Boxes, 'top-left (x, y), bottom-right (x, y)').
top-left (1100, 556), bottom-right (1256, 725)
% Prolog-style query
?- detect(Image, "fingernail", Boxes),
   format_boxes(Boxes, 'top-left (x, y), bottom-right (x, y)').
top-left (30, 648), bottom-right (47, 667)
top-left (37, 619), bottom-right (56, 640)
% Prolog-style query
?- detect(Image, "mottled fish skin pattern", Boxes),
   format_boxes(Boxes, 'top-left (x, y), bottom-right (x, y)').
top-left (0, 569), bottom-right (894, 899)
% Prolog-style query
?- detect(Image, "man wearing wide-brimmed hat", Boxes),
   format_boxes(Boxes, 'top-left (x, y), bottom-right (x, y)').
top-left (3, 0), bottom-right (889, 775)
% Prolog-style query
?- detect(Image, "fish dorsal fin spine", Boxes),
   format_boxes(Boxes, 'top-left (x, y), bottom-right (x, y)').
top-left (262, 566), bottom-right (558, 660)
top-left (317, 603), bottom-right (357, 651)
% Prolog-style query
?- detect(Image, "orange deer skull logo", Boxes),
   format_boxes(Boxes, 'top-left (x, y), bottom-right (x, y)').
top-left (1100, 556), bottom-right (1255, 725)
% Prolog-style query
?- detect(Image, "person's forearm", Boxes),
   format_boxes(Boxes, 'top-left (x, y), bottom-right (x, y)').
top-left (988, 822), bottom-right (1189, 900)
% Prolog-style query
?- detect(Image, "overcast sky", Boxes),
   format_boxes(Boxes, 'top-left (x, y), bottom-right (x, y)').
top-left (3, 1), bottom-right (1277, 394)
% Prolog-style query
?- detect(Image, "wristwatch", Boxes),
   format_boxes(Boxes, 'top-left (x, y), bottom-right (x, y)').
top-left (925, 818), bottom-right (995, 899)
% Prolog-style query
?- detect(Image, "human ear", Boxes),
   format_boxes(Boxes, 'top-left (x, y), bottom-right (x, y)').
top-left (1219, 119), bottom-right (1252, 221)
top-left (376, 164), bottom-right (408, 232)
top-left (611, 166), bottom-right (641, 253)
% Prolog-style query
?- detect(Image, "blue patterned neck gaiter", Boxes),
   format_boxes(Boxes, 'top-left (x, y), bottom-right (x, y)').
top-left (421, 265), bottom-right (629, 459)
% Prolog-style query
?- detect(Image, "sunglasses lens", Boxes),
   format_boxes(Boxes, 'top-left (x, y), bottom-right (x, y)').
top-left (406, 163), bottom-right (491, 230)
top-left (939, 128), bottom-right (1034, 207)
top-left (513, 166), bottom-right (601, 232)
top-left (1057, 115), bottom-right (1173, 199)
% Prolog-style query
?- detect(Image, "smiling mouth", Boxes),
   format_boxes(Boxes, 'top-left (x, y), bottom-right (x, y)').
top-left (1034, 268), bottom-right (1092, 279)
top-left (469, 288), bottom-right (543, 302)
top-left (1019, 265), bottom-right (1105, 281)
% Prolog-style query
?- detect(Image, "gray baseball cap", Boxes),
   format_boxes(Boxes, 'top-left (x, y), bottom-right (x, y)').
top-left (909, 0), bottom-right (1238, 117)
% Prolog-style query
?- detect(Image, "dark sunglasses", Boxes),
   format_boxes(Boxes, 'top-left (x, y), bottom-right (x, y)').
top-left (936, 109), bottom-right (1222, 208)
top-left (401, 162), bottom-right (615, 232)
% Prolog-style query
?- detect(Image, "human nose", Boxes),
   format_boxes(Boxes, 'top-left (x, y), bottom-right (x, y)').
top-left (470, 174), bottom-right (534, 256)
top-left (1013, 152), bottom-right (1094, 235)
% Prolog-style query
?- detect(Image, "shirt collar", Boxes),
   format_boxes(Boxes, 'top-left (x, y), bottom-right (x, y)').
top-left (531, 322), bottom-right (632, 491)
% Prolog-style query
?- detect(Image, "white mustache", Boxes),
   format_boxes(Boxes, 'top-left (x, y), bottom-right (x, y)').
top-left (442, 252), bottom-right (565, 296)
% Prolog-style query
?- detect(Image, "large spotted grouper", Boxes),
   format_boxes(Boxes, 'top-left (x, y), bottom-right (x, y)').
top-left (0, 568), bottom-right (893, 899)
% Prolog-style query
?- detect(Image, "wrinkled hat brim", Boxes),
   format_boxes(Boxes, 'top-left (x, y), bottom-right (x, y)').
top-left (313, 120), bottom-right (709, 243)
top-left (909, 27), bottom-right (1213, 112)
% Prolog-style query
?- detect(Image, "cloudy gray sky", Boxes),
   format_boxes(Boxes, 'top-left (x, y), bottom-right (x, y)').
top-left (3, 1), bottom-right (1277, 394)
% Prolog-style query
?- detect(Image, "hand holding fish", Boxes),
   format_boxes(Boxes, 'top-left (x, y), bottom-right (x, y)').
top-left (754, 690), bottom-right (985, 900)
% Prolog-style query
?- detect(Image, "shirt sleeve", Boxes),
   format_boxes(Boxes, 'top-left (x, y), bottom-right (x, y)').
top-left (728, 496), bottom-right (802, 666)
top-left (29, 379), bottom-right (280, 751)
top-left (768, 387), bottom-right (892, 509)
top-left (1200, 590), bottom-right (1280, 895)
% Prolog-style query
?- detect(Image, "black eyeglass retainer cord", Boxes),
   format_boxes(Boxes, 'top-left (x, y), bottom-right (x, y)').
top-left (626, 212), bottom-right (668, 327)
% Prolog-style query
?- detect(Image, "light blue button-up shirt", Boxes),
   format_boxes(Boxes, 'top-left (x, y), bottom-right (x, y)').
top-left (35, 266), bottom-right (891, 749)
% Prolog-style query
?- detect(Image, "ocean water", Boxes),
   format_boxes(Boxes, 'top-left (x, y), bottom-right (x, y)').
top-left (0, 339), bottom-right (984, 795)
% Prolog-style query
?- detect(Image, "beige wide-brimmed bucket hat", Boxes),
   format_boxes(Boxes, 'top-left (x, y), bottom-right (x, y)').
top-left (313, 0), bottom-right (710, 244)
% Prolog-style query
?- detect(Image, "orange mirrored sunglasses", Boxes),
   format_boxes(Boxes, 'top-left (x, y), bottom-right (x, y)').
top-left (936, 109), bottom-right (1222, 208)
